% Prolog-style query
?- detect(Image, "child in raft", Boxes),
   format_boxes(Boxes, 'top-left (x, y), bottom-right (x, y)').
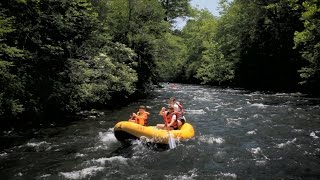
top-left (128, 106), bottom-right (150, 126)
top-left (157, 106), bottom-right (180, 130)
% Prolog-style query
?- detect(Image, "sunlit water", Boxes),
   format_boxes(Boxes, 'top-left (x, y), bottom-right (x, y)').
top-left (1, 83), bottom-right (320, 179)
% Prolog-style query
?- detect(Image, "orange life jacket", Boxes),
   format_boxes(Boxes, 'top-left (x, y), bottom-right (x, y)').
top-left (163, 111), bottom-right (180, 129)
top-left (135, 111), bottom-right (149, 126)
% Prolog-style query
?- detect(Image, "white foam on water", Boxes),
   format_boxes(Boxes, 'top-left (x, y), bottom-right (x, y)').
top-left (255, 160), bottom-right (267, 166)
top-left (175, 90), bottom-right (189, 94)
top-left (22, 141), bottom-right (53, 152)
top-left (39, 174), bottom-right (51, 178)
top-left (131, 139), bottom-right (144, 146)
top-left (165, 174), bottom-right (197, 180)
top-left (2, 127), bottom-right (15, 135)
top-left (165, 168), bottom-right (198, 180)
top-left (88, 156), bottom-right (128, 166)
top-left (0, 152), bottom-right (8, 157)
top-left (227, 117), bottom-right (243, 121)
top-left (224, 88), bottom-right (242, 93)
top-left (185, 109), bottom-right (206, 114)
top-left (247, 129), bottom-right (257, 135)
top-left (234, 107), bottom-right (243, 111)
top-left (131, 140), bottom-right (153, 156)
top-left (83, 145), bottom-right (107, 152)
top-left (102, 156), bottom-right (128, 164)
top-left (127, 173), bottom-right (148, 179)
top-left (310, 132), bottom-right (319, 139)
top-left (252, 114), bottom-right (264, 119)
top-left (193, 89), bottom-right (206, 94)
top-left (193, 96), bottom-right (212, 102)
top-left (205, 106), bottom-right (221, 111)
top-left (292, 129), bottom-right (304, 133)
top-left (250, 147), bottom-right (262, 154)
top-left (250, 103), bottom-right (268, 109)
top-left (275, 93), bottom-right (290, 97)
top-left (226, 118), bottom-right (243, 126)
top-left (276, 138), bottom-right (297, 148)
top-left (303, 151), bottom-right (314, 156)
top-left (198, 135), bottom-right (225, 144)
top-left (214, 104), bottom-right (222, 108)
top-left (26, 141), bottom-right (50, 147)
top-left (248, 147), bottom-right (270, 160)
top-left (59, 166), bottom-right (104, 179)
top-left (217, 173), bottom-right (237, 179)
top-left (99, 128), bottom-right (117, 143)
top-left (222, 102), bottom-right (232, 106)
top-left (75, 153), bottom-right (87, 158)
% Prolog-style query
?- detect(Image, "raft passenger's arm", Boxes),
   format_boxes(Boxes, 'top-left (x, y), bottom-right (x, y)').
top-left (159, 107), bottom-right (166, 115)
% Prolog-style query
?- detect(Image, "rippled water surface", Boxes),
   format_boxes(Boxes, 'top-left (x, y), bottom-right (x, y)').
top-left (1, 84), bottom-right (320, 179)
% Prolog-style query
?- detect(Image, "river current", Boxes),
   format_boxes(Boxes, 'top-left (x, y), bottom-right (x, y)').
top-left (1, 83), bottom-right (320, 179)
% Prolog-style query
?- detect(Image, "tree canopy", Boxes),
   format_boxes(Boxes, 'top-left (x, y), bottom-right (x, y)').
top-left (1, 0), bottom-right (319, 129)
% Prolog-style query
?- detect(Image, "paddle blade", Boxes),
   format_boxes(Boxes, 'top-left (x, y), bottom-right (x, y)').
top-left (168, 133), bottom-right (176, 149)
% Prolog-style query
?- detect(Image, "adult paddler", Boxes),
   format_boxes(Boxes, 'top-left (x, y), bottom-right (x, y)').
top-left (169, 97), bottom-right (186, 127)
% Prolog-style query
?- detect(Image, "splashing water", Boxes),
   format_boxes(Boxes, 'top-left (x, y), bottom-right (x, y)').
top-left (1, 83), bottom-right (320, 179)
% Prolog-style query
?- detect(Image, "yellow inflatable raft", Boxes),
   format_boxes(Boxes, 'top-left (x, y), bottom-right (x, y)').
top-left (114, 121), bottom-right (195, 144)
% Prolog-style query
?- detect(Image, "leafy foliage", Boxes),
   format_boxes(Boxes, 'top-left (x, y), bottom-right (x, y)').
top-left (67, 43), bottom-right (138, 111)
top-left (155, 32), bottom-right (187, 82)
top-left (294, 0), bottom-right (320, 93)
top-left (105, 0), bottom-right (170, 91)
top-left (214, 0), bottom-right (302, 90)
top-left (0, 0), bottom-right (189, 129)
top-left (195, 41), bottom-right (234, 85)
top-left (159, 0), bottom-right (191, 22)
top-left (0, 8), bottom-right (26, 123)
top-left (180, 9), bottom-right (234, 84)
top-left (1, 0), bottom-right (320, 129)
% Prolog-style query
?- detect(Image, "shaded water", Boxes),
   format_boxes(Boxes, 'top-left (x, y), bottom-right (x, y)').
top-left (1, 83), bottom-right (320, 179)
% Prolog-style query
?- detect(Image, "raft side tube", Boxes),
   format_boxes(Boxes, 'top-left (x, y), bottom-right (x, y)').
top-left (114, 121), bottom-right (195, 144)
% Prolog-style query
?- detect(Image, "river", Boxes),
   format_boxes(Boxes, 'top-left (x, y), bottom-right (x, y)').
top-left (1, 83), bottom-right (320, 179)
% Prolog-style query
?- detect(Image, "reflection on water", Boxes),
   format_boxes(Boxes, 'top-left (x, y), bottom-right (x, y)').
top-left (1, 83), bottom-right (320, 179)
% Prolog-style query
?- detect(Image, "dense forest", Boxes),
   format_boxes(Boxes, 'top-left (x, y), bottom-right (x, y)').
top-left (1, 0), bottom-right (319, 129)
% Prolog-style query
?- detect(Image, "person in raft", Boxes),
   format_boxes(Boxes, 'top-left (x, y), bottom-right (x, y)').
top-left (169, 97), bottom-right (186, 127)
top-left (157, 106), bottom-right (180, 130)
top-left (128, 106), bottom-right (150, 126)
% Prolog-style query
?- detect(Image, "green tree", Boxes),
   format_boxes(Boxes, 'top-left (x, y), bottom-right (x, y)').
top-left (106, 0), bottom-right (170, 91)
top-left (216, 0), bottom-right (303, 91)
top-left (0, 9), bottom-right (26, 123)
top-left (67, 42), bottom-right (138, 111)
top-left (159, 0), bottom-right (191, 22)
top-left (294, 0), bottom-right (320, 93)
top-left (0, 0), bottom-right (110, 125)
top-left (181, 9), bottom-right (233, 84)
top-left (181, 10), bottom-right (209, 83)
top-left (195, 41), bottom-right (234, 85)
top-left (155, 32), bottom-right (187, 82)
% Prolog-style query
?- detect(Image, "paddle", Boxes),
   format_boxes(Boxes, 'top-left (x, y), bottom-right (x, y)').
top-left (168, 132), bottom-right (176, 149)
